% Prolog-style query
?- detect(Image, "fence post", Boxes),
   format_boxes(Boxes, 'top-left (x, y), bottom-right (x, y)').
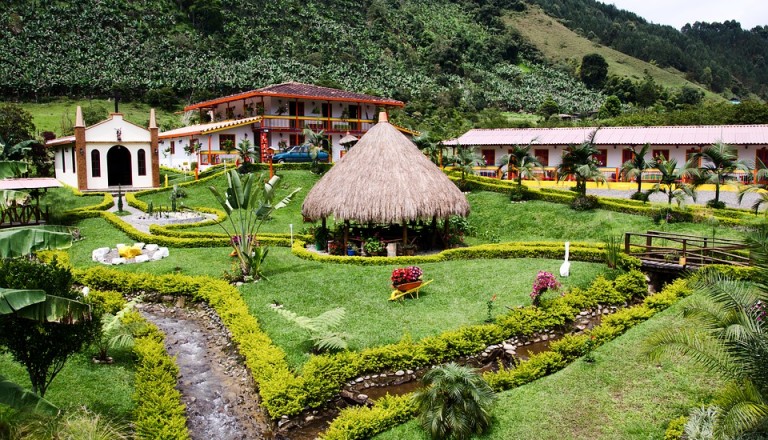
top-left (624, 233), bottom-right (631, 254)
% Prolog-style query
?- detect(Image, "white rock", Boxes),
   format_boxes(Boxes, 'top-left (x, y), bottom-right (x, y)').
top-left (116, 243), bottom-right (126, 249)
top-left (82, 286), bottom-right (90, 296)
top-left (91, 247), bottom-right (110, 261)
top-left (145, 244), bottom-right (159, 252)
top-left (395, 370), bottom-right (405, 376)
top-left (111, 257), bottom-right (126, 265)
top-left (152, 248), bottom-right (169, 260)
top-left (134, 242), bottom-right (145, 249)
top-left (135, 255), bottom-right (150, 263)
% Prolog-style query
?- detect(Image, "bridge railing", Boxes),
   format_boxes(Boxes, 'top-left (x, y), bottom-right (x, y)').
top-left (624, 230), bottom-right (750, 268)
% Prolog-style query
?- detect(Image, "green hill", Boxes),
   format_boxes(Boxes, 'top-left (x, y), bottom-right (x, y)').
top-left (504, 5), bottom-right (720, 102)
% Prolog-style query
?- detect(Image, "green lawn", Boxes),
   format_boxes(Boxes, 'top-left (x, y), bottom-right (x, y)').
top-left (465, 192), bottom-right (745, 244)
top-left (241, 248), bottom-right (609, 369)
top-left (136, 170), bottom-right (322, 235)
top-left (376, 298), bottom-right (721, 439)
top-left (0, 348), bottom-right (135, 422)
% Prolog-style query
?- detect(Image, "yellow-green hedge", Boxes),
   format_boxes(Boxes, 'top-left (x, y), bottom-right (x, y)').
top-left (131, 315), bottom-right (190, 440)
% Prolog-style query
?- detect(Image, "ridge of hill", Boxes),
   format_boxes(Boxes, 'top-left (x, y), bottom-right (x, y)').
top-left (504, 5), bottom-right (720, 102)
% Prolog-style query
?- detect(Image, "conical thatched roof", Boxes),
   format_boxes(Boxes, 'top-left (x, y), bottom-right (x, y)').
top-left (302, 113), bottom-right (470, 223)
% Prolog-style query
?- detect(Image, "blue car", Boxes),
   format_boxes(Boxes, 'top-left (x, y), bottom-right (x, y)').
top-left (272, 145), bottom-right (329, 163)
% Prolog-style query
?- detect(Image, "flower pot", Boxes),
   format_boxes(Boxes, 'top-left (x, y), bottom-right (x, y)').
top-left (679, 256), bottom-right (686, 266)
top-left (394, 280), bottom-right (422, 292)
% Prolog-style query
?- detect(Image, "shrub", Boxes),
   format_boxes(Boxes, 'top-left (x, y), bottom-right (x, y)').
top-left (664, 415), bottom-right (687, 440)
top-left (413, 363), bottom-right (495, 440)
top-left (321, 394), bottom-right (416, 440)
top-left (705, 199), bottom-right (726, 210)
top-left (509, 184), bottom-right (531, 201)
top-left (630, 191), bottom-right (649, 202)
top-left (613, 270), bottom-right (648, 299)
top-left (570, 195), bottom-right (599, 211)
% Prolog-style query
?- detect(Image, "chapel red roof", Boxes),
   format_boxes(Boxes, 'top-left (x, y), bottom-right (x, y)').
top-left (184, 82), bottom-right (404, 111)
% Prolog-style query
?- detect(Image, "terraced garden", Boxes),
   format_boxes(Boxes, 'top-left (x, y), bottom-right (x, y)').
top-left (2, 166), bottom-right (761, 439)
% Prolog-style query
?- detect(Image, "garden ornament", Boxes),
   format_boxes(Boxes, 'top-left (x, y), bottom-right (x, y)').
top-left (560, 241), bottom-right (570, 277)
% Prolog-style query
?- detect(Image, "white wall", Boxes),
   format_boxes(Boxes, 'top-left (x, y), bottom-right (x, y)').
top-left (53, 145), bottom-right (78, 188)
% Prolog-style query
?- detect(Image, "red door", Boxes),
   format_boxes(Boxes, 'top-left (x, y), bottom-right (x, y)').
top-left (481, 149), bottom-right (495, 166)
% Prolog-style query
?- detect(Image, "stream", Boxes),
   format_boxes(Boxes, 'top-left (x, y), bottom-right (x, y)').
top-left (139, 302), bottom-right (274, 440)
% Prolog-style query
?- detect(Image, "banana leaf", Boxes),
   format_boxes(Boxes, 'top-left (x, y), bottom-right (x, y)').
top-left (0, 375), bottom-right (59, 415)
top-left (0, 287), bottom-right (91, 323)
top-left (0, 161), bottom-right (29, 179)
top-left (0, 225), bottom-right (72, 259)
top-left (0, 288), bottom-right (46, 315)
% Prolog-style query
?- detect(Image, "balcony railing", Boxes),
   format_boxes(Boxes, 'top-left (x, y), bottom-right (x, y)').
top-left (260, 116), bottom-right (374, 132)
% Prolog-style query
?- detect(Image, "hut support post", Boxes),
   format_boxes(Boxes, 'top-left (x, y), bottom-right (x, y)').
top-left (431, 216), bottom-right (438, 250)
top-left (343, 220), bottom-right (349, 254)
top-left (443, 217), bottom-right (451, 247)
top-left (321, 217), bottom-right (327, 250)
top-left (402, 222), bottom-right (408, 250)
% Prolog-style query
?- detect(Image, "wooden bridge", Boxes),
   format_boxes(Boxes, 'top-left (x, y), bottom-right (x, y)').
top-left (624, 231), bottom-right (750, 273)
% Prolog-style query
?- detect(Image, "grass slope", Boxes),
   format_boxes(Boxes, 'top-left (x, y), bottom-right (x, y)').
top-left (7, 98), bottom-right (181, 136)
top-left (505, 5), bottom-right (719, 101)
top-left (376, 298), bottom-right (721, 439)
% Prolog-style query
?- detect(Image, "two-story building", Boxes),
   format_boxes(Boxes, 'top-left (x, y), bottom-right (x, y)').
top-left (158, 82), bottom-right (406, 170)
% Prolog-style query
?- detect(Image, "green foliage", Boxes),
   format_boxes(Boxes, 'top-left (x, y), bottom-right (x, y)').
top-left (82, 104), bottom-right (108, 126)
top-left (580, 53), bottom-right (608, 89)
top-left (144, 87), bottom-right (178, 111)
top-left (209, 170), bottom-right (300, 280)
top-left (132, 323), bottom-right (190, 440)
top-left (321, 394), bottom-right (416, 440)
top-left (485, 351), bottom-right (566, 391)
top-left (413, 363), bottom-right (495, 440)
top-left (570, 195), bottom-right (600, 211)
top-left (0, 258), bottom-right (98, 397)
top-left (598, 95), bottom-right (622, 118)
top-left (273, 306), bottom-right (348, 353)
top-left (0, 103), bottom-right (35, 145)
top-left (557, 139), bottom-right (606, 197)
top-left (537, 95), bottom-right (560, 118)
top-left (665, 415), bottom-right (687, 440)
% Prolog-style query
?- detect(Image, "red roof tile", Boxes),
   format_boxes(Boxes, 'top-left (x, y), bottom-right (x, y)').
top-left (184, 82), bottom-right (404, 111)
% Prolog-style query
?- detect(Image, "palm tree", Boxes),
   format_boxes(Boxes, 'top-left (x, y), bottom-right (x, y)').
top-left (499, 143), bottom-right (544, 185)
top-left (738, 157), bottom-right (768, 214)
top-left (412, 363), bottom-right (496, 440)
top-left (414, 133), bottom-right (444, 167)
top-left (646, 224), bottom-right (768, 439)
top-left (646, 156), bottom-right (697, 206)
top-left (234, 138), bottom-right (257, 164)
top-left (689, 142), bottom-right (751, 207)
top-left (449, 144), bottom-right (484, 187)
top-left (303, 127), bottom-right (327, 172)
top-left (556, 141), bottom-right (606, 196)
top-left (620, 144), bottom-right (654, 197)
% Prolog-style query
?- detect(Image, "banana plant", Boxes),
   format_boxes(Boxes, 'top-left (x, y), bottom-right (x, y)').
top-left (209, 169), bottom-right (300, 280)
top-left (0, 225), bottom-right (73, 259)
top-left (0, 287), bottom-right (91, 415)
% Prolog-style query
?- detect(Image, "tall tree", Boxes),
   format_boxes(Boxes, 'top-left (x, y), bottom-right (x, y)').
top-left (580, 53), bottom-right (609, 89)
top-left (0, 104), bottom-right (35, 146)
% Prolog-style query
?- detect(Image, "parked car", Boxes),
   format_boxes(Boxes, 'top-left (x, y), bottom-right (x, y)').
top-left (271, 145), bottom-right (329, 163)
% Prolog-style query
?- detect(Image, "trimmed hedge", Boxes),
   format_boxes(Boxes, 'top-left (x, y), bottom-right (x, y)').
top-left (321, 395), bottom-right (416, 440)
top-left (322, 265), bottom-right (755, 439)
top-left (456, 172), bottom-right (761, 226)
top-left (293, 239), bottom-right (641, 270)
top-left (131, 315), bottom-right (191, 440)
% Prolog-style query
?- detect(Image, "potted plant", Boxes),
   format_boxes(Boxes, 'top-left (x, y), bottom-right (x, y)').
top-left (276, 104), bottom-right (287, 116)
top-left (221, 139), bottom-right (235, 154)
top-left (346, 243), bottom-right (359, 256)
top-left (363, 237), bottom-right (385, 256)
top-left (391, 266), bottom-right (424, 292)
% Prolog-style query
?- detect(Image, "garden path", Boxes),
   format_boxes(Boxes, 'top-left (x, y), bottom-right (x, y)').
top-left (110, 195), bottom-right (215, 234)
top-left (139, 302), bottom-right (275, 440)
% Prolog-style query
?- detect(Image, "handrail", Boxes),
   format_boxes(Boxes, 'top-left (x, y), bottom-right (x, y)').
top-left (624, 230), bottom-right (750, 268)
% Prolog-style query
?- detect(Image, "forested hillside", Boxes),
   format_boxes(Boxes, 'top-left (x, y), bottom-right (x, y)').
top-left (528, 0), bottom-right (768, 99)
top-left (0, 0), bottom-right (602, 126)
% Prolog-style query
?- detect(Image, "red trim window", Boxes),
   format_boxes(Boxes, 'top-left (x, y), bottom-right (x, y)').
top-left (594, 149), bottom-right (608, 167)
top-left (138, 149), bottom-right (146, 176)
top-left (757, 148), bottom-right (768, 167)
top-left (685, 148), bottom-right (701, 166)
top-left (653, 149), bottom-right (670, 161)
top-left (170, 141), bottom-right (176, 155)
top-left (481, 149), bottom-right (495, 166)
top-left (622, 148), bottom-right (633, 164)
top-left (534, 149), bottom-right (549, 166)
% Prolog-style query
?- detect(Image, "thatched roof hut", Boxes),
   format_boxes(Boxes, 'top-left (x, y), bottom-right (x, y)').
top-left (302, 113), bottom-right (469, 225)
